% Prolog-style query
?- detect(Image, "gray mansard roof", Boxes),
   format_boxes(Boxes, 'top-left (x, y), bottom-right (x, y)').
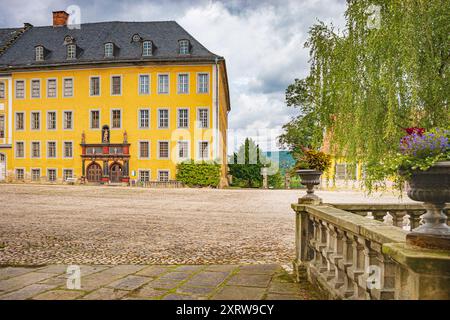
top-left (0, 21), bottom-right (221, 69)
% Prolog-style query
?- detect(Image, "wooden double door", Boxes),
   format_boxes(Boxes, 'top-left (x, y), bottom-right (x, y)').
top-left (110, 163), bottom-right (122, 183)
top-left (86, 161), bottom-right (123, 183)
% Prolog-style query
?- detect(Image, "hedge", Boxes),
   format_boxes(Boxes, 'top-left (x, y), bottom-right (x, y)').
top-left (176, 160), bottom-right (221, 187)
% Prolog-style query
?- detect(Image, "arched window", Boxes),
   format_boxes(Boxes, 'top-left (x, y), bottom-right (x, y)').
top-left (142, 40), bottom-right (152, 57)
top-left (179, 39), bottom-right (190, 55)
top-left (104, 42), bottom-right (114, 57)
top-left (67, 44), bottom-right (76, 59)
top-left (35, 46), bottom-right (44, 61)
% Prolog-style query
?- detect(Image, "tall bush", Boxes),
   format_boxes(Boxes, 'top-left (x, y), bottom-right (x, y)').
top-left (176, 160), bottom-right (221, 187)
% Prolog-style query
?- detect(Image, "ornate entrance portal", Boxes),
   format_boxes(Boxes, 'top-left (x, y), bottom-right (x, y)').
top-left (110, 163), bottom-right (122, 183)
top-left (81, 129), bottom-right (130, 184)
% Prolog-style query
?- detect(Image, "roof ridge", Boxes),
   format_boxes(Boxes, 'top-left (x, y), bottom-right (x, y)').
top-left (0, 23), bottom-right (32, 57)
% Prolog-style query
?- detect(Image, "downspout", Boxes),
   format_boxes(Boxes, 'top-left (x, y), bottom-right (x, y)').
top-left (214, 57), bottom-right (219, 161)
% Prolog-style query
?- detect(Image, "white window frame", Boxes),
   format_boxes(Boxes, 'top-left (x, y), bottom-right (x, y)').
top-left (157, 73), bottom-right (170, 94)
top-left (177, 73), bottom-right (189, 94)
top-left (0, 81), bottom-right (5, 99)
top-left (35, 46), bottom-right (44, 61)
top-left (31, 141), bottom-right (41, 159)
top-left (197, 72), bottom-right (210, 94)
top-left (157, 169), bottom-right (170, 182)
top-left (110, 75), bottom-right (122, 96)
top-left (30, 78), bottom-right (41, 98)
top-left (15, 141), bottom-right (25, 159)
top-left (67, 44), bottom-right (76, 60)
top-left (0, 115), bottom-right (4, 139)
top-left (31, 168), bottom-right (41, 182)
top-left (104, 42), bottom-right (114, 57)
top-left (47, 110), bottom-right (57, 130)
top-left (63, 169), bottom-right (74, 181)
top-left (138, 108), bottom-right (150, 129)
top-left (15, 80), bottom-right (25, 99)
top-left (47, 168), bottom-right (58, 182)
top-left (177, 140), bottom-right (190, 160)
top-left (63, 110), bottom-right (74, 130)
top-left (62, 141), bottom-right (74, 159)
top-left (89, 76), bottom-right (101, 97)
top-left (179, 40), bottom-right (190, 55)
top-left (177, 108), bottom-right (189, 129)
top-left (198, 140), bottom-right (210, 160)
top-left (138, 74), bottom-right (150, 95)
top-left (30, 111), bottom-right (41, 131)
top-left (110, 108), bottom-right (122, 129)
top-left (89, 109), bottom-right (101, 130)
top-left (63, 77), bottom-right (74, 97)
top-left (142, 41), bottom-right (152, 57)
top-left (138, 140), bottom-right (150, 159)
top-left (157, 108), bottom-right (169, 129)
top-left (46, 78), bottom-right (57, 98)
top-left (138, 169), bottom-right (151, 182)
top-left (15, 112), bottom-right (25, 131)
top-left (157, 140), bottom-right (170, 160)
top-left (15, 167), bottom-right (25, 181)
top-left (46, 140), bottom-right (57, 159)
top-left (197, 107), bottom-right (209, 129)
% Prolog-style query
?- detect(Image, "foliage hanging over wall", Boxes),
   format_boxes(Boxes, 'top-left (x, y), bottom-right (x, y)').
top-left (176, 161), bottom-right (221, 187)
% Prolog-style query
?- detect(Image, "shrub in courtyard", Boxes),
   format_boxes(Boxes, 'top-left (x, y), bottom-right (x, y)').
top-left (176, 160), bottom-right (221, 187)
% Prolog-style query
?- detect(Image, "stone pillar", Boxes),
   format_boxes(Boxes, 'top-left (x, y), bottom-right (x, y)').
top-left (102, 160), bottom-right (109, 183)
top-left (122, 160), bottom-right (130, 183)
top-left (261, 167), bottom-right (268, 189)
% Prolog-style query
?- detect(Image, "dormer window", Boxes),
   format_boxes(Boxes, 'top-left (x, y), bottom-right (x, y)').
top-left (132, 34), bottom-right (142, 42)
top-left (104, 42), bottom-right (114, 57)
top-left (67, 44), bottom-right (76, 59)
top-left (179, 40), bottom-right (190, 55)
top-left (35, 46), bottom-right (44, 61)
top-left (142, 40), bottom-right (152, 57)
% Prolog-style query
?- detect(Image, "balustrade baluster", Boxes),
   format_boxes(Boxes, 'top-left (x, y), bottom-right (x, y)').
top-left (408, 210), bottom-right (425, 229)
top-left (389, 210), bottom-right (407, 228)
top-left (372, 210), bottom-right (388, 222)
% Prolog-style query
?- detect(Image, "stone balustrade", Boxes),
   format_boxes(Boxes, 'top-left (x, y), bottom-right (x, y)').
top-left (292, 203), bottom-right (450, 300)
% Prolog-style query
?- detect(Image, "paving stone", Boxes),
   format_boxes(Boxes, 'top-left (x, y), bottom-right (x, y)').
top-left (265, 293), bottom-right (303, 300)
top-left (184, 272), bottom-right (229, 287)
top-left (0, 284), bottom-right (56, 300)
top-left (107, 275), bottom-right (151, 291)
top-left (0, 267), bottom-right (34, 280)
top-left (205, 265), bottom-right (239, 273)
top-left (32, 290), bottom-right (85, 300)
top-left (174, 265), bottom-right (205, 273)
top-left (136, 266), bottom-right (171, 278)
top-left (102, 265), bottom-right (146, 275)
top-left (268, 282), bottom-right (301, 295)
top-left (38, 274), bottom-right (68, 287)
top-left (79, 272), bottom-right (125, 291)
top-left (177, 285), bottom-right (216, 297)
top-left (163, 294), bottom-right (195, 300)
top-left (159, 271), bottom-right (192, 281)
top-left (80, 265), bottom-right (110, 277)
top-left (36, 265), bottom-right (68, 274)
top-left (146, 279), bottom-right (180, 290)
top-left (227, 273), bottom-right (272, 288)
top-left (132, 284), bottom-right (167, 299)
top-left (239, 264), bottom-right (282, 275)
top-left (0, 272), bottom-right (56, 292)
top-left (81, 288), bottom-right (129, 300)
top-left (211, 286), bottom-right (265, 300)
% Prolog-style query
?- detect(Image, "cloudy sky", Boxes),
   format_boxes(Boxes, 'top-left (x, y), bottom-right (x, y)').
top-left (0, 0), bottom-right (346, 152)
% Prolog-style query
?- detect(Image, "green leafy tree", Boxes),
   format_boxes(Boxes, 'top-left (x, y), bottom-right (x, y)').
top-left (228, 138), bottom-right (265, 187)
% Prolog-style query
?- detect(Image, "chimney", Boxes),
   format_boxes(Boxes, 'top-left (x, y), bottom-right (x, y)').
top-left (52, 11), bottom-right (69, 27)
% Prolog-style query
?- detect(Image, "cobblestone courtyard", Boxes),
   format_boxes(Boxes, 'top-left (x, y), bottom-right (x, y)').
top-left (0, 184), bottom-right (412, 266)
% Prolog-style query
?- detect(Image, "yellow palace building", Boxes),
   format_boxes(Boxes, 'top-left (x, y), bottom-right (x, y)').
top-left (0, 11), bottom-right (230, 186)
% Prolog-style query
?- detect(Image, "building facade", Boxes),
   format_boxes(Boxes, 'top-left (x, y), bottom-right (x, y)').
top-left (0, 11), bottom-right (230, 186)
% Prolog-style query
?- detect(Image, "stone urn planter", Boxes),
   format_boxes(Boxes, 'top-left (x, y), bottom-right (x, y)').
top-left (296, 169), bottom-right (323, 205)
top-left (404, 161), bottom-right (450, 249)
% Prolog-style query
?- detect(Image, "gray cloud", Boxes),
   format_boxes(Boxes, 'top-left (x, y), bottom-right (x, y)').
top-left (0, 0), bottom-right (346, 152)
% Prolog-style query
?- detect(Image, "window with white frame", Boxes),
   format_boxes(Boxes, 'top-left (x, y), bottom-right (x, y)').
top-left (139, 75), bottom-right (150, 94)
top-left (63, 111), bottom-right (73, 130)
top-left (177, 74), bottom-right (189, 94)
top-left (47, 141), bottom-right (56, 158)
top-left (178, 141), bottom-right (189, 159)
top-left (139, 170), bottom-right (150, 182)
top-left (158, 74), bottom-right (169, 94)
top-left (31, 141), bottom-right (40, 158)
top-left (15, 112), bottom-right (24, 130)
top-left (179, 40), bottom-right (190, 55)
top-left (67, 44), bottom-right (76, 59)
top-left (104, 42), bottom-right (114, 57)
top-left (158, 170), bottom-right (169, 182)
top-left (31, 112), bottom-right (40, 130)
top-left (63, 169), bottom-right (73, 181)
top-left (158, 109), bottom-right (169, 128)
top-left (31, 169), bottom-right (41, 181)
top-left (90, 77), bottom-right (100, 96)
top-left (15, 142), bottom-right (24, 158)
top-left (142, 41), bottom-right (152, 57)
top-left (198, 141), bottom-right (209, 159)
top-left (139, 109), bottom-right (150, 128)
top-left (0, 82), bottom-right (4, 98)
top-left (111, 76), bottom-right (121, 95)
top-left (139, 141), bottom-right (150, 158)
top-left (63, 78), bottom-right (73, 97)
top-left (0, 115), bottom-right (4, 138)
top-left (47, 169), bottom-right (57, 182)
top-left (47, 79), bottom-right (57, 98)
top-left (198, 108), bottom-right (209, 128)
top-left (177, 108), bottom-right (189, 128)
top-left (90, 110), bottom-right (100, 129)
top-left (158, 141), bottom-right (169, 159)
top-left (198, 73), bottom-right (209, 93)
top-left (15, 168), bottom-right (24, 180)
top-left (15, 80), bottom-right (25, 98)
top-left (111, 109), bottom-right (121, 129)
top-left (63, 141), bottom-right (73, 158)
top-left (35, 46), bottom-right (44, 61)
top-left (47, 111), bottom-right (56, 130)
top-left (31, 79), bottom-right (40, 98)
